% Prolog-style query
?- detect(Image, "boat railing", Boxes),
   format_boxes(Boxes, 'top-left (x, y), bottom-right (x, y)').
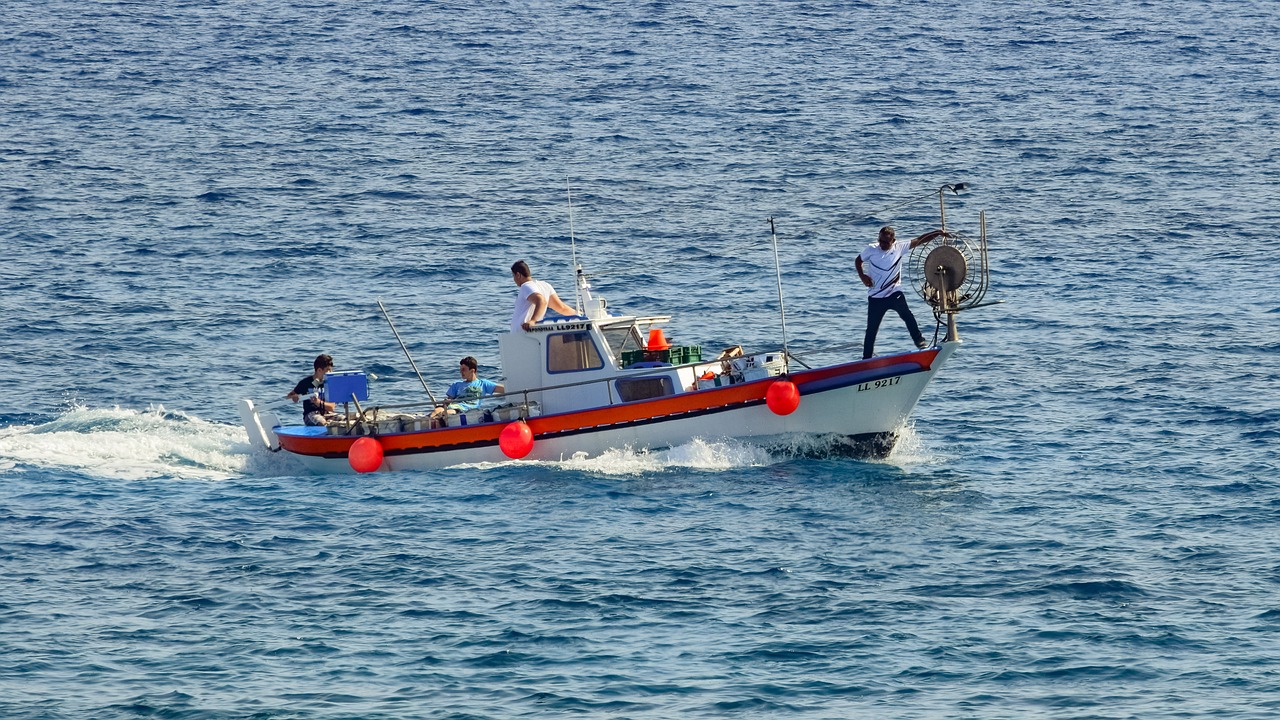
top-left (323, 348), bottom-right (789, 434)
top-left (364, 353), bottom-right (727, 416)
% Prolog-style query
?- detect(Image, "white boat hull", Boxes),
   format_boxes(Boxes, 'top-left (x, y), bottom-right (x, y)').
top-left (255, 343), bottom-right (957, 474)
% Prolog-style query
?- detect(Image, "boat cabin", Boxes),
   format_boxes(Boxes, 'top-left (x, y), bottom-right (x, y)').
top-left (497, 310), bottom-right (711, 414)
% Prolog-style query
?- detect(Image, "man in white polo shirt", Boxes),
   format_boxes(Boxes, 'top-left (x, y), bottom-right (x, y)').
top-left (855, 225), bottom-right (946, 359)
top-left (510, 260), bottom-right (577, 333)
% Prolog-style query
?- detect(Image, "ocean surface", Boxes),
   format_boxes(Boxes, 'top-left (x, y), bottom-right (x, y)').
top-left (3, 0), bottom-right (1279, 717)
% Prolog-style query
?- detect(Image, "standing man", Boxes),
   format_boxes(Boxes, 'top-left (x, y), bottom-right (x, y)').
top-left (510, 260), bottom-right (577, 332)
top-left (855, 226), bottom-right (946, 358)
top-left (286, 353), bottom-right (336, 426)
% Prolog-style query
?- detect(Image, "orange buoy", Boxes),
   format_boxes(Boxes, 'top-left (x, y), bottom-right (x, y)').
top-left (766, 380), bottom-right (800, 416)
top-left (499, 420), bottom-right (534, 459)
top-left (348, 436), bottom-right (384, 473)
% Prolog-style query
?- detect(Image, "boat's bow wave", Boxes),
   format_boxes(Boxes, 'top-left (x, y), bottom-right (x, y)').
top-left (447, 438), bottom-right (772, 475)
top-left (448, 426), bottom-right (942, 476)
top-left (749, 423), bottom-right (943, 466)
top-left (560, 438), bottom-right (777, 474)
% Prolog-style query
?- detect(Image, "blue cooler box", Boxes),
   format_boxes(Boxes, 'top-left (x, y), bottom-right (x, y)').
top-left (324, 371), bottom-right (369, 404)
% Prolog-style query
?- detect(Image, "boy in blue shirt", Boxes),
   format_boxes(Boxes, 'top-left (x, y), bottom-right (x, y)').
top-left (432, 356), bottom-right (504, 423)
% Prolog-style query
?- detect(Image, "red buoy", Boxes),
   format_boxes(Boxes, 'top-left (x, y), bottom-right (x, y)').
top-left (766, 380), bottom-right (800, 416)
top-left (348, 436), bottom-right (384, 473)
top-left (499, 420), bottom-right (534, 459)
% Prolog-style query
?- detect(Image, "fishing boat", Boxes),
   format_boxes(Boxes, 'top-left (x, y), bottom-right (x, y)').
top-left (240, 186), bottom-right (994, 473)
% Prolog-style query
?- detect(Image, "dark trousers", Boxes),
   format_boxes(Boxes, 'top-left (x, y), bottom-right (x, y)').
top-left (863, 291), bottom-right (924, 359)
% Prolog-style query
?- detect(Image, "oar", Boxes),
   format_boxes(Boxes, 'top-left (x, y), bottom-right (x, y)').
top-left (376, 299), bottom-right (439, 405)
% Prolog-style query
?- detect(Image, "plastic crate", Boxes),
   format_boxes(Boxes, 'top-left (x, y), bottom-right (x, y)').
top-left (622, 349), bottom-right (673, 366)
top-left (668, 345), bottom-right (702, 365)
top-left (622, 346), bottom-right (703, 367)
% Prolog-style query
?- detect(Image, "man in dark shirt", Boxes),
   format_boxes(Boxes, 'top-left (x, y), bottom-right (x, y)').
top-left (286, 354), bottom-right (336, 426)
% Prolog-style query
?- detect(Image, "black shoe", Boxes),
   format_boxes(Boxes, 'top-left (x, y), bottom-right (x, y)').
top-left (915, 339), bottom-right (929, 349)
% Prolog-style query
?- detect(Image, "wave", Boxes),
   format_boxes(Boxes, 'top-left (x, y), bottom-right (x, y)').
top-left (451, 437), bottom-right (776, 476)
top-left (454, 424), bottom-right (942, 476)
top-left (0, 405), bottom-right (255, 481)
top-left (557, 438), bottom-right (777, 474)
top-left (0, 407), bottom-right (944, 481)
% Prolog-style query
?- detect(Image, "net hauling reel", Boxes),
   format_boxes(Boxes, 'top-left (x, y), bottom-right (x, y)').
top-left (907, 183), bottom-right (995, 342)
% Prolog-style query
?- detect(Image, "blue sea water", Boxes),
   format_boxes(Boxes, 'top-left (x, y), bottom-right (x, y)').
top-left (3, 0), bottom-right (1279, 717)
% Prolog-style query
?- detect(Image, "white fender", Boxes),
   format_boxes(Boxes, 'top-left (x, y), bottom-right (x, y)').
top-left (238, 399), bottom-right (281, 452)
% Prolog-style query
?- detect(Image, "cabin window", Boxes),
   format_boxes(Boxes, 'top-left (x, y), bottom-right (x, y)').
top-left (546, 331), bottom-right (605, 373)
top-left (615, 376), bottom-right (675, 402)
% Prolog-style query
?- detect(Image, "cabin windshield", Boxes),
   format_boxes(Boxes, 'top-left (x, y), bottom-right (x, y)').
top-left (601, 324), bottom-right (641, 357)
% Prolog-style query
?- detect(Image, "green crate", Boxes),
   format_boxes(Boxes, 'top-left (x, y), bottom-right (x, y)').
top-left (621, 345), bottom-right (700, 367)
top-left (668, 345), bottom-right (702, 365)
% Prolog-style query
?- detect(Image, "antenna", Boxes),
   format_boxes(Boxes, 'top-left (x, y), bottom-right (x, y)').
top-left (567, 180), bottom-right (582, 315)
top-left (768, 217), bottom-right (791, 373)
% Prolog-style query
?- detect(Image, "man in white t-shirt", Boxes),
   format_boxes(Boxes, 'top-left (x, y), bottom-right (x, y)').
top-left (855, 225), bottom-right (946, 358)
top-left (510, 260), bottom-right (577, 332)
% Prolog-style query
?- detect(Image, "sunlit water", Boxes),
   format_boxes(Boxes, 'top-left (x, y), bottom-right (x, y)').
top-left (3, 0), bottom-right (1279, 717)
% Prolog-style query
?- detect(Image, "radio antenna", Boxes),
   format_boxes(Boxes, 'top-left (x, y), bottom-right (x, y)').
top-left (567, 180), bottom-right (582, 314)
top-left (768, 217), bottom-right (791, 373)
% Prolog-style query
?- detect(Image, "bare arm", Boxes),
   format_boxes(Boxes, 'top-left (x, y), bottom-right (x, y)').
top-left (287, 391), bottom-right (334, 411)
top-left (521, 292), bottom-right (550, 331)
top-left (855, 256), bottom-right (872, 287)
top-left (548, 292), bottom-right (577, 317)
top-left (909, 229), bottom-right (946, 249)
